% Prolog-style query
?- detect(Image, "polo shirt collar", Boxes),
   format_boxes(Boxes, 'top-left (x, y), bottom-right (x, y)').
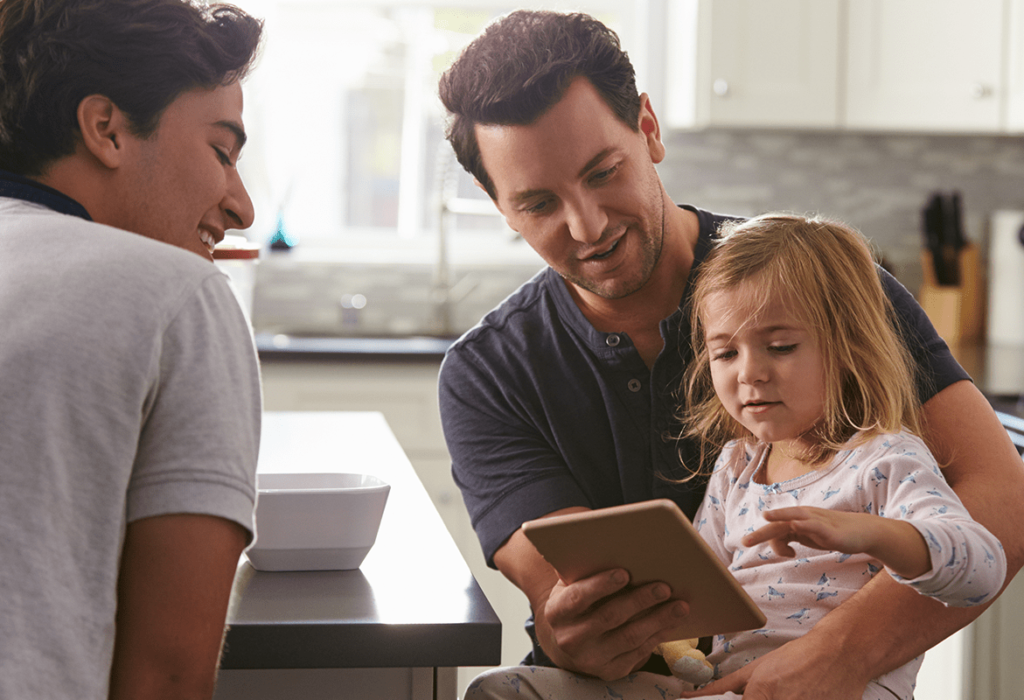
top-left (0, 169), bottom-right (92, 221)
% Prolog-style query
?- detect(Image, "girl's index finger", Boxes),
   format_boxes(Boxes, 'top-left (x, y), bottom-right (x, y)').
top-left (761, 506), bottom-right (813, 522)
top-left (741, 520), bottom-right (795, 547)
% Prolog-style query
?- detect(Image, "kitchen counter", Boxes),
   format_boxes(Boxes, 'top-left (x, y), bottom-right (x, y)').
top-left (255, 332), bottom-right (455, 361)
top-left (949, 342), bottom-right (1024, 401)
top-left (214, 411), bottom-right (501, 700)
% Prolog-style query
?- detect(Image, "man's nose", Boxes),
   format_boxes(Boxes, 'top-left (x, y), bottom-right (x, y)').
top-left (563, 193), bottom-right (607, 245)
top-left (223, 168), bottom-right (255, 230)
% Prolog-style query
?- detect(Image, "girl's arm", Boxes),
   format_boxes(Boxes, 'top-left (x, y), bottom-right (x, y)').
top-left (742, 507), bottom-right (933, 580)
top-left (683, 381), bottom-right (1023, 699)
top-left (744, 423), bottom-right (1007, 606)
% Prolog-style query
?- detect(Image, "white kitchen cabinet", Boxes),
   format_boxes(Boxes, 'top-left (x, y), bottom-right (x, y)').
top-left (666, 0), bottom-right (1024, 134)
top-left (666, 0), bottom-right (841, 129)
top-left (845, 0), bottom-right (1006, 132)
top-left (1004, 0), bottom-right (1024, 130)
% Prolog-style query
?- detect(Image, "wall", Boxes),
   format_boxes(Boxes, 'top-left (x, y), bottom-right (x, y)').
top-left (658, 128), bottom-right (1024, 293)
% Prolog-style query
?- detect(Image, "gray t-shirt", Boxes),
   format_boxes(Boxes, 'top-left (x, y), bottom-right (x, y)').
top-left (0, 197), bottom-right (262, 698)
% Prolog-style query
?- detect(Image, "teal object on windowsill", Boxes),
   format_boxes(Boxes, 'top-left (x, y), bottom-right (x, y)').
top-left (269, 212), bottom-right (297, 251)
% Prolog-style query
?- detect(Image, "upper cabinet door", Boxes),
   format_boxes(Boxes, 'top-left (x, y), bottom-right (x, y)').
top-left (665, 0), bottom-right (841, 129)
top-left (1004, 0), bottom-right (1024, 131)
top-left (701, 0), bottom-right (841, 128)
top-left (845, 0), bottom-right (1006, 132)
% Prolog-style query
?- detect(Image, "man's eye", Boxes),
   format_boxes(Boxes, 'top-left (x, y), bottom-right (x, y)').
top-left (523, 200), bottom-right (551, 215)
top-left (214, 147), bottom-right (232, 166)
top-left (590, 164), bottom-right (619, 184)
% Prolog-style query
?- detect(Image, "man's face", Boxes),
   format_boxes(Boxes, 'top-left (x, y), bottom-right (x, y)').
top-left (475, 78), bottom-right (667, 300)
top-left (117, 82), bottom-right (254, 260)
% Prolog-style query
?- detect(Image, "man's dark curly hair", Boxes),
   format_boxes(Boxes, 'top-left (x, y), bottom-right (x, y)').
top-left (0, 0), bottom-right (263, 176)
top-left (438, 10), bottom-right (640, 200)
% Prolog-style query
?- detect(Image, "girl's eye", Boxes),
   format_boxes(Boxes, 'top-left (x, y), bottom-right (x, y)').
top-left (769, 344), bottom-right (797, 354)
top-left (710, 349), bottom-right (736, 361)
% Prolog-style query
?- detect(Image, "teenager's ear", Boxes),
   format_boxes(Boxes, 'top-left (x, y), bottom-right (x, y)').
top-left (637, 92), bottom-right (666, 164)
top-left (76, 94), bottom-right (128, 169)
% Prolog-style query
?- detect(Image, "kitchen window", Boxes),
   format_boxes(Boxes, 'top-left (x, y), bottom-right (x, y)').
top-left (233, 0), bottom-right (661, 259)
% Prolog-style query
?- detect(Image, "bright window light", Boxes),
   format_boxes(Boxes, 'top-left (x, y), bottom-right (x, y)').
top-left (232, 0), bottom-right (644, 250)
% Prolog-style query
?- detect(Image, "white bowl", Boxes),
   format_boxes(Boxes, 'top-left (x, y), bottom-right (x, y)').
top-left (245, 472), bottom-right (390, 571)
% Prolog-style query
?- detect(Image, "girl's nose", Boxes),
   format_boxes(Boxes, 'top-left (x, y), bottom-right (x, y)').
top-left (738, 352), bottom-right (768, 385)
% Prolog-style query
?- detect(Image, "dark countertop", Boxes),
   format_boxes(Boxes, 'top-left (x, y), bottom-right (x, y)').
top-left (220, 411), bottom-right (501, 670)
top-left (255, 332), bottom-right (455, 361)
top-left (255, 334), bottom-right (1024, 389)
top-left (950, 342), bottom-right (1024, 400)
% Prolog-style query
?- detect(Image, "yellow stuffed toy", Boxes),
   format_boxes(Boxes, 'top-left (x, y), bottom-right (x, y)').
top-left (655, 639), bottom-right (714, 686)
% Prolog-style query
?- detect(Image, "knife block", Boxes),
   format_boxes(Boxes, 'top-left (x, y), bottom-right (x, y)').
top-left (918, 243), bottom-right (983, 344)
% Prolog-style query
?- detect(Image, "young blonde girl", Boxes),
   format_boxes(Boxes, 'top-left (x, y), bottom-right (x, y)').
top-left (465, 214), bottom-right (1006, 700)
top-left (677, 213), bottom-right (1005, 700)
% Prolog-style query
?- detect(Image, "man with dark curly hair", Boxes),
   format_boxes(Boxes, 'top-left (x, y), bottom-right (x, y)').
top-left (0, 1), bottom-right (264, 697)
top-left (437, 10), bottom-right (1024, 699)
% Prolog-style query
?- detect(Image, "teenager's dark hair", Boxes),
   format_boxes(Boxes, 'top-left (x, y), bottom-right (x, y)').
top-left (0, 0), bottom-right (263, 176)
top-left (438, 10), bottom-right (640, 200)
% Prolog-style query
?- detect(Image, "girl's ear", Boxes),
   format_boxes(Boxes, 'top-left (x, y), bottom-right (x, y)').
top-left (76, 95), bottom-right (128, 169)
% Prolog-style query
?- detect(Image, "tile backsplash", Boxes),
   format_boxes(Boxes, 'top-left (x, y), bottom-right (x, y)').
top-left (659, 128), bottom-right (1024, 293)
top-left (253, 127), bottom-right (1024, 338)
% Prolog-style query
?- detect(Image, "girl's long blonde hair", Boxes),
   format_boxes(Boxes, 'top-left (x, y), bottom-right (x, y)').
top-left (678, 213), bottom-right (923, 479)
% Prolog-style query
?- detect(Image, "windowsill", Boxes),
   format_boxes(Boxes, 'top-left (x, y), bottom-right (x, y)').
top-left (252, 229), bottom-right (544, 268)
top-left (250, 230), bottom-right (546, 339)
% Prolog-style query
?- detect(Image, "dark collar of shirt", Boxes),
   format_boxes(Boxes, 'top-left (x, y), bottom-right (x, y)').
top-left (0, 169), bottom-right (92, 221)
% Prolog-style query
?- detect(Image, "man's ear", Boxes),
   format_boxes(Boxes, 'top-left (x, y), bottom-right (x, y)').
top-left (76, 95), bottom-right (129, 169)
top-left (637, 92), bottom-right (666, 164)
top-left (472, 178), bottom-right (515, 231)
top-left (473, 178), bottom-right (504, 209)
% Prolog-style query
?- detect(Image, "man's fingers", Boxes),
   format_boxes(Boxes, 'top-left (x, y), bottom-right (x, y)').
top-left (540, 569), bottom-right (695, 680)
top-left (589, 599), bottom-right (692, 681)
top-left (547, 568), bottom-right (631, 622)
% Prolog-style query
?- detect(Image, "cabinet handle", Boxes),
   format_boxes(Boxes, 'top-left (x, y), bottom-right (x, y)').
top-left (973, 83), bottom-right (994, 100)
top-left (713, 79), bottom-right (730, 97)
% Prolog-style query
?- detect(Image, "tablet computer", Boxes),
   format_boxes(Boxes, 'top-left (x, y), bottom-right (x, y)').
top-left (522, 499), bottom-right (766, 640)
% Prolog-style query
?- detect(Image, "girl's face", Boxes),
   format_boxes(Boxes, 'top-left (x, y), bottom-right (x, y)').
top-left (702, 281), bottom-right (828, 458)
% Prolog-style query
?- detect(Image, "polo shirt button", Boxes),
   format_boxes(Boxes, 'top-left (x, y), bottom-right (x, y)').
top-left (628, 378), bottom-right (642, 392)
top-left (606, 334), bottom-right (621, 347)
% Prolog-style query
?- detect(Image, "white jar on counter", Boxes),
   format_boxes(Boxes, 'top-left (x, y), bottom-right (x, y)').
top-left (213, 234), bottom-right (261, 322)
top-left (987, 211), bottom-right (1024, 346)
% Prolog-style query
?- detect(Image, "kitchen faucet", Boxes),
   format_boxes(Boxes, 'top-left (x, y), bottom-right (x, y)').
top-left (432, 145), bottom-right (502, 336)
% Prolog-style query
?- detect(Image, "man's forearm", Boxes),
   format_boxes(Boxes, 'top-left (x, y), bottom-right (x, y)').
top-left (803, 570), bottom-right (985, 682)
top-left (922, 381), bottom-right (1024, 580)
top-left (807, 381), bottom-right (1024, 683)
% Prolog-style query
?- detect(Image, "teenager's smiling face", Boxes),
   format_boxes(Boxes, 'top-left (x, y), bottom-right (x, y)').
top-left (703, 281), bottom-right (828, 455)
top-left (118, 81), bottom-right (254, 260)
top-left (474, 77), bottom-right (667, 300)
